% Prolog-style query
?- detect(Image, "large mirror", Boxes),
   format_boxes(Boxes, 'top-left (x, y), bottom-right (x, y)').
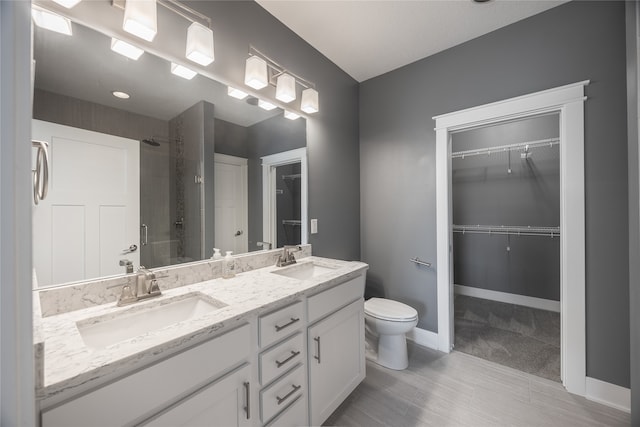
top-left (32, 18), bottom-right (307, 288)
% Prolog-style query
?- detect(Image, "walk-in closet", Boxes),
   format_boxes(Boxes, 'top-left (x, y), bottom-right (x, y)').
top-left (451, 114), bottom-right (561, 382)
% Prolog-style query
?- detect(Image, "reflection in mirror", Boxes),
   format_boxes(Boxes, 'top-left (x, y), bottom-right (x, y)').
top-left (32, 19), bottom-right (306, 288)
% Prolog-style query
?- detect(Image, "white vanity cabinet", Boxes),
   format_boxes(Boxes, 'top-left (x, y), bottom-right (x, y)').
top-left (306, 275), bottom-right (366, 426)
top-left (41, 324), bottom-right (252, 427)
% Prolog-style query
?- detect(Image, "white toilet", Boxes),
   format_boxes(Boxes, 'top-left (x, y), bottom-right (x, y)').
top-left (364, 297), bottom-right (418, 370)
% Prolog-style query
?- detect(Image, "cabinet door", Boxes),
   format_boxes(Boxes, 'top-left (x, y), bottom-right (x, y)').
top-left (308, 299), bottom-right (365, 426)
top-left (143, 364), bottom-right (252, 427)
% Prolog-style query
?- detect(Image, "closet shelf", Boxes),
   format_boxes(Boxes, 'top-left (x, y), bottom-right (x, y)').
top-left (451, 137), bottom-right (559, 159)
top-left (453, 224), bottom-right (560, 237)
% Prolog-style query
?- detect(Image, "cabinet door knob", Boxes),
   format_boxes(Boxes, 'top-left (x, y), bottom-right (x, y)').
top-left (314, 336), bottom-right (321, 363)
top-left (243, 381), bottom-right (250, 419)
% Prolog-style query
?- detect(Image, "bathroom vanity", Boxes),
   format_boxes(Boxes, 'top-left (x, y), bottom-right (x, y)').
top-left (34, 250), bottom-right (367, 427)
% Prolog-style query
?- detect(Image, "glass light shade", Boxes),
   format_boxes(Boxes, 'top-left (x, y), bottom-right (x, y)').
top-left (284, 111), bottom-right (300, 120)
top-left (110, 38), bottom-right (144, 60)
top-left (112, 91), bottom-right (131, 99)
top-left (228, 87), bottom-right (248, 100)
top-left (258, 99), bottom-right (277, 111)
top-left (301, 88), bottom-right (319, 114)
top-left (244, 56), bottom-right (268, 90)
top-left (275, 73), bottom-right (296, 103)
top-left (170, 62), bottom-right (197, 80)
top-left (123, 0), bottom-right (157, 42)
top-left (51, 0), bottom-right (82, 8)
top-left (186, 22), bottom-right (214, 66)
top-left (32, 8), bottom-right (73, 35)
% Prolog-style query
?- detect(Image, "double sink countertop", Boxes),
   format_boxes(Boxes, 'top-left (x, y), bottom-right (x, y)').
top-left (34, 256), bottom-right (368, 401)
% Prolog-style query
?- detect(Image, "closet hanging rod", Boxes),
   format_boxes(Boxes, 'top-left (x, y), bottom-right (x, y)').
top-left (453, 224), bottom-right (560, 237)
top-left (451, 137), bottom-right (559, 159)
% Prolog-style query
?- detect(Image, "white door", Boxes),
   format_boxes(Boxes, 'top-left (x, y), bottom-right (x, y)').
top-left (32, 120), bottom-right (140, 287)
top-left (214, 154), bottom-right (247, 254)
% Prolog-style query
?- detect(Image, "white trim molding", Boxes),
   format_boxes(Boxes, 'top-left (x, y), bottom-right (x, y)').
top-left (433, 81), bottom-right (589, 397)
top-left (454, 284), bottom-right (560, 313)
top-left (586, 377), bottom-right (631, 413)
top-left (406, 327), bottom-right (439, 350)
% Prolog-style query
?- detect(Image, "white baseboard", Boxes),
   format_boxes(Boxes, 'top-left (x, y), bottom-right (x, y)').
top-left (455, 284), bottom-right (560, 313)
top-left (406, 327), bottom-right (439, 350)
top-left (585, 377), bottom-right (631, 413)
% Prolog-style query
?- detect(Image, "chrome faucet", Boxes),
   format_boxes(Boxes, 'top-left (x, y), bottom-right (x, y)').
top-left (119, 259), bottom-right (134, 274)
top-left (115, 266), bottom-right (162, 306)
top-left (276, 245), bottom-right (302, 267)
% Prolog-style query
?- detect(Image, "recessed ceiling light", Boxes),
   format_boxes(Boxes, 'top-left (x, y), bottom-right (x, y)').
top-left (112, 91), bottom-right (130, 99)
top-left (51, 0), bottom-right (82, 8)
top-left (227, 86), bottom-right (248, 100)
top-left (170, 62), bottom-right (197, 80)
top-left (31, 7), bottom-right (73, 36)
top-left (258, 99), bottom-right (277, 111)
top-left (111, 38), bottom-right (144, 60)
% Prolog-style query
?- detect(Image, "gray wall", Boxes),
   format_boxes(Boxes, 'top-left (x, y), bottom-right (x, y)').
top-left (625, 1), bottom-right (639, 421)
top-left (186, 1), bottom-right (360, 261)
top-left (452, 115), bottom-right (560, 301)
top-left (360, 0), bottom-right (629, 387)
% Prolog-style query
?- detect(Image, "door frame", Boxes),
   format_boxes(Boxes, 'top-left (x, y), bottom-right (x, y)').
top-left (262, 148), bottom-right (308, 249)
top-left (214, 153), bottom-right (248, 254)
top-left (433, 81), bottom-right (588, 396)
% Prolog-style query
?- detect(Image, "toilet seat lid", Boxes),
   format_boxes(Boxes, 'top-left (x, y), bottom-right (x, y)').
top-left (364, 298), bottom-right (418, 321)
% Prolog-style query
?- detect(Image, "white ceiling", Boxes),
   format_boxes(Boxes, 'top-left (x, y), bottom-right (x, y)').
top-left (256, 0), bottom-right (569, 82)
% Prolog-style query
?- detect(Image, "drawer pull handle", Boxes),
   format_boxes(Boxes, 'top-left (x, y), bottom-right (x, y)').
top-left (314, 336), bottom-right (321, 363)
top-left (275, 350), bottom-right (301, 368)
top-left (276, 384), bottom-right (302, 405)
top-left (243, 381), bottom-right (250, 419)
top-left (275, 317), bottom-right (300, 332)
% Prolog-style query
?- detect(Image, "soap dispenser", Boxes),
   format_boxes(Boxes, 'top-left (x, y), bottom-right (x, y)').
top-left (223, 251), bottom-right (236, 279)
top-left (212, 248), bottom-right (222, 260)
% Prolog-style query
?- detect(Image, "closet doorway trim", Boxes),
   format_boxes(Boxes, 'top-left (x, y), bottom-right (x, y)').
top-left (433, 80), bottom-right (588, 396)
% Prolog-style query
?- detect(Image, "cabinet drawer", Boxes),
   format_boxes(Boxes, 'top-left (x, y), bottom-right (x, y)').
top-left (259, 301), bottom-right (304, 348)
top-left (264, 394), bottom-right (307, 427)
top-left (260, 332), bottom-right (304, 386)
top-left (260, 364), bottom-right (305, 423)
top-left (307, 274), bottom-right (365, 324)
top-left (42, 324), bottom-right (251, 427)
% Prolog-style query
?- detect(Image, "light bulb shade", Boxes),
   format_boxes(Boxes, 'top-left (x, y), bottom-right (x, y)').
top-left (111, 38), bottom-right (145, 60)
top-left (51, 0), bottom-right (82, 8)
top-left (32, 8), bottom-right (73, 35)
top-left (276, 73), bottom-right (296, 103)
top-left (244, 56), bottom-right (268, 90)
top-left (228, 86), bottom-right (248, 100)
top-left (300, 88), bottom-right (319, 114)
top-left (186, 22), bottom-right (214, 66)
top-left (284, 111), bottom-right (300, 120)
top-left (123, 0), bottom-right (157, 42)
top-left (258, 99), bottom-right (277, 111)
top-left (171, 62), bottom-right (197, 80)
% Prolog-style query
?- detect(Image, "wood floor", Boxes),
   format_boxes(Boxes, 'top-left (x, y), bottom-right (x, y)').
top-left (324, 343), bottom-right (630, 426)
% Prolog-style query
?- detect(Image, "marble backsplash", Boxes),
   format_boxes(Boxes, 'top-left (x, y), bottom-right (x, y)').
top-left (37, 245), bottom-right (312, 317)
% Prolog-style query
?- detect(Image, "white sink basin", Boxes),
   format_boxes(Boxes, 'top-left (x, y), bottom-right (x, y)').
top-left (272, 262), bottom-right (338, 280)
top-left (76, 293), bottom-right (227, 349)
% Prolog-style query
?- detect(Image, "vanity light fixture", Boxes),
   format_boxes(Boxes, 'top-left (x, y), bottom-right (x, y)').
top-left (275, 73), bottom-right (296, 104)
top-left (170, 62), bottom-right (197, 80)
top-left (300, 88), bottom-right (319, 114)
top-left (112, 91), bottom-right (131, 99)
top-left (110, 38), bottom-right (145, 60)
top-left (258, 99), bottom-right (277, 111)
top-left (244, 56), bottom-right (268, 90)
top-left (51, 0), bottom-right (82, 8)
top-left (123, 0), bottom-right (158, 42)
top-left (186, 22), bottom-right (214, 66)
top-left (284, 111), bottom-right (300, 120)
top-left (32, 6), bottom-right (73, 35)
top-left (245, 46), bottom-right (319, 114)
top-left (228, 86), bottom-right (249, 100)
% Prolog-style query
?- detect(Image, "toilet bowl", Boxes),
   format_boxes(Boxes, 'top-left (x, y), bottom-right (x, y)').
top-left (364, 297), bottom-right (418, 370)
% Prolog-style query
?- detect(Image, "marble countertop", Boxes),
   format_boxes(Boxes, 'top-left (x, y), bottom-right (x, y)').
top-left (35, 256), bottom-right (368, 401)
